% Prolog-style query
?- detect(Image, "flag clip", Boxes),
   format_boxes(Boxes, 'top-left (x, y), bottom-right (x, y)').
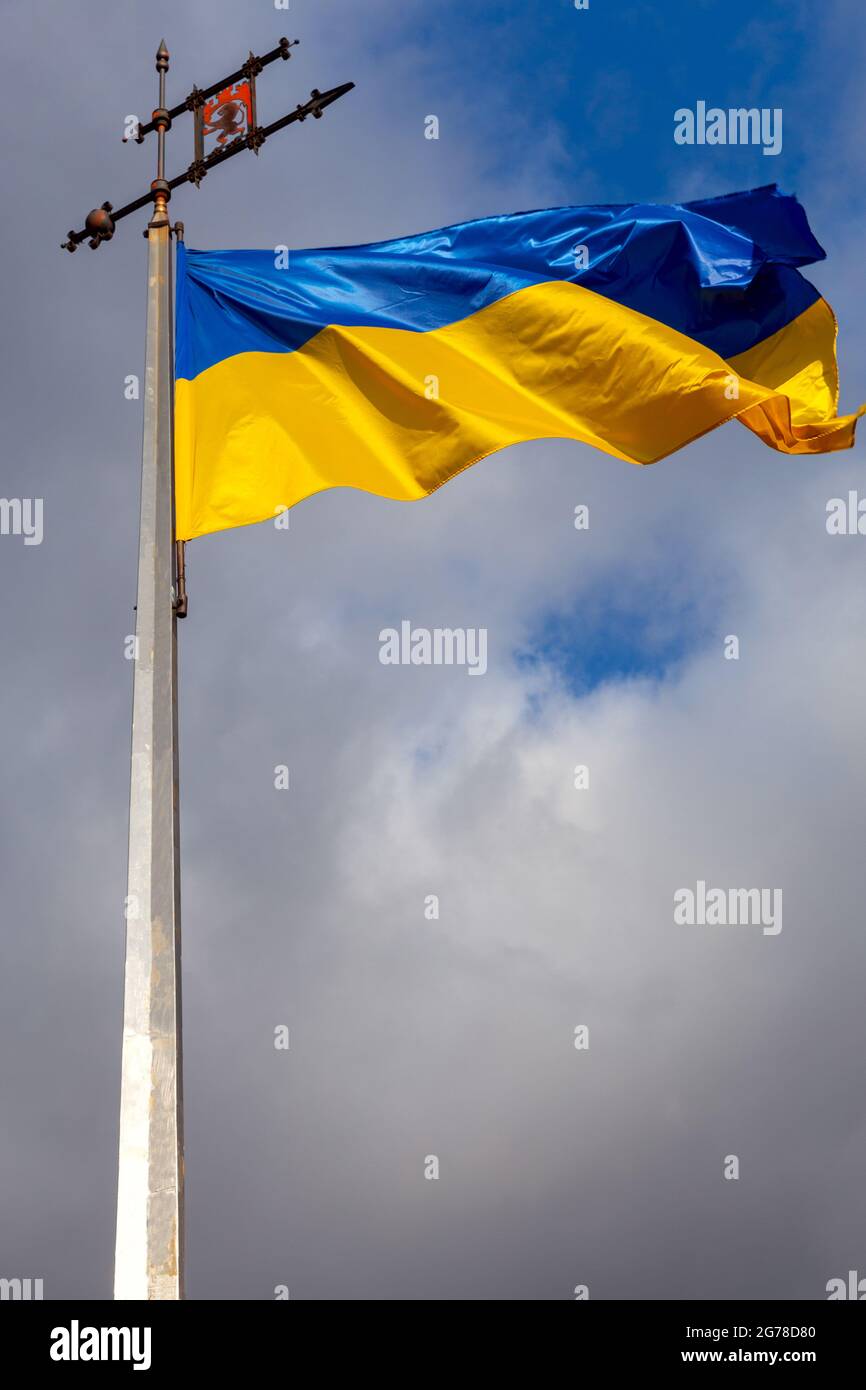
top-left (174, 540), bottom-right (188, 619)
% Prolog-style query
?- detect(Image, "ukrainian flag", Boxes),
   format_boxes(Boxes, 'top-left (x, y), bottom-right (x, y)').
top-left (175, 184), bottom-right (861, 541)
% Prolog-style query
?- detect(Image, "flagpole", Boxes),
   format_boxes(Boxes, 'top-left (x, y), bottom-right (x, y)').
top-left (113, 39), bottom-right (185, 1301)
top-left (60, 33), bottom-right (354, 1301)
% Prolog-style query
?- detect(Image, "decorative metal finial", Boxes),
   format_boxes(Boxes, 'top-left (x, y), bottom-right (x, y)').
top-left (61, 37), bottom-right (352, 252)
top-left (85, 203), bottom-right (116, 249)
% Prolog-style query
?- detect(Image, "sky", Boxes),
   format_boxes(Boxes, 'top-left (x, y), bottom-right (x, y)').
top-left (1, 0), bottom-right (865, 1300)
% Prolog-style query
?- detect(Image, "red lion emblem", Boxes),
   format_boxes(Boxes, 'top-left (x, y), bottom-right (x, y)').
top-left (203, 82), bottom-right (252, 148)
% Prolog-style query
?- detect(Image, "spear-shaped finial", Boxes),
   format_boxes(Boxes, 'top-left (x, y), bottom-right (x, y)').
top-left (152, 40), bottom-right (172, 212)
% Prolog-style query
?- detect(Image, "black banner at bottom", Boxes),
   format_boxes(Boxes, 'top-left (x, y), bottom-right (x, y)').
top-left (2, 1298), bottom-right (862, 1372)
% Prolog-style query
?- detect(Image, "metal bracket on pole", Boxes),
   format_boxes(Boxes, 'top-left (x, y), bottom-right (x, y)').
top-left (174, 540), bottom-right (188, 619)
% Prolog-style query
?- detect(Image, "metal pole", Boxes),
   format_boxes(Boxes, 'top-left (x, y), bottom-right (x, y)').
top-left (114, 39), bottom-right (184, 1301)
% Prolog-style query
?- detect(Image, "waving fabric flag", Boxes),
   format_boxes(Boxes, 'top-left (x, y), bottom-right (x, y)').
top-left (174, 184), bottom-right (862, 541)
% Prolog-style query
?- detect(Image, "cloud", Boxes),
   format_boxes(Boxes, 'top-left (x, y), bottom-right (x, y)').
top-left (1, 0), bottom-right (864, 1300)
